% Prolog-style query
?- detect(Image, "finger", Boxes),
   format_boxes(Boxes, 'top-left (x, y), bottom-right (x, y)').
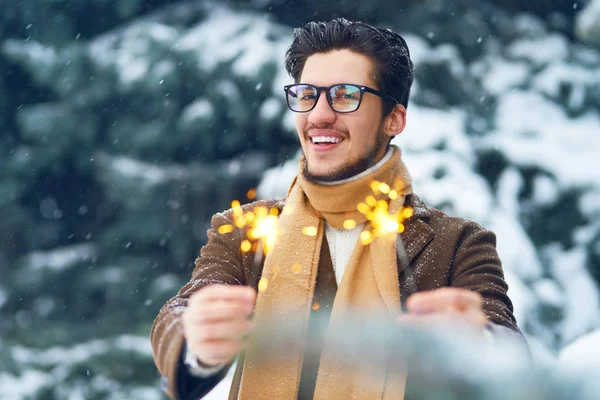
top-left (191, 284), bottom-right (257, 305)
top-left (406, 288), bottom-right (482, 314)
top-left (397, 313), bottom-right (454, 327)
top-left (465, 309), bottom-right (488, 329)
top-left (195, 318), bottom-right (255, 342)
top-left (397, 312), bottom-right (484, 332)
top-left (188, 301), bottom-right (255, 323)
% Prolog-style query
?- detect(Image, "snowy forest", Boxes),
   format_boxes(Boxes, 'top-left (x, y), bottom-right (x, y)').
top-left (1, 0), bottom-right (600, 399)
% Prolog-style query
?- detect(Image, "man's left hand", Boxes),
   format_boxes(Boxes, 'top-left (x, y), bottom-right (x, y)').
top-left (397, 288), bottom-right (488, 335)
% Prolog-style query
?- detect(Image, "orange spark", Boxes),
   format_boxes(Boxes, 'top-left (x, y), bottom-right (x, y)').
top-left (355, 181), bottom-right (416, 245)
top-left (343, 219), bottom-right (357, 229)
top-left (258, 278), bottom-right (269, 292)
top-left (370, 180), bottom-right (381, 194)
top-left (302, 226), bottom-right (318, 237)
top-left (241, 240), bottom-right (252, 253)
top-left (218, 224), bottom-right (235, 234)
top-left (248, 213), bottom-right (279, 254)
top-left (360, 230), bottom-right (373, 245)
top-left (378, 182), bottom-right (390, 194)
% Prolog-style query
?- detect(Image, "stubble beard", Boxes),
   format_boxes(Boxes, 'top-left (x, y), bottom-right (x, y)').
top-left (303, 123), bottom-right (388, 183)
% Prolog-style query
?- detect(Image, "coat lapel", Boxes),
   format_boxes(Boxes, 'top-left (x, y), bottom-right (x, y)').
top-left (399, 195), bottom-right (435, 270)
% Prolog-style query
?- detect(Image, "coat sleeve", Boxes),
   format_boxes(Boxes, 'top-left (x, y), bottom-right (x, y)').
top-left (449, 220), bottom-right (530, 353)
top-left (150, 210), bottom-right (248, 400)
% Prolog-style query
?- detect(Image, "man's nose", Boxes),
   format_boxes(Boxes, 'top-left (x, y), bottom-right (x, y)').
top-left (307, 91), bottom-right (336, 125)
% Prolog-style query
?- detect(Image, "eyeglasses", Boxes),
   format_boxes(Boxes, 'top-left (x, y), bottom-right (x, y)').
top-left (283, 83), bottom-right (398, 113)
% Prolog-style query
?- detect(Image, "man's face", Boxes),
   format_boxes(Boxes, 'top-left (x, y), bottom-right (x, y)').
top-left (295, 49), bottom-right (391, 182)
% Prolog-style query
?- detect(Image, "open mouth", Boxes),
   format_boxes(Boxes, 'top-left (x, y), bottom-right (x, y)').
top-left (310, 136), bottom-right (344, 150)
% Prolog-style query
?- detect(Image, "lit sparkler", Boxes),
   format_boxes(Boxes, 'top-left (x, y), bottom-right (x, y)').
top-left (354, 180), bottom-right (413, 245)
top-left (354, 180), bottom-right (419, 306)
top-left (220, 182), bottom-right (417, 299)
top-left (218, 191), bottom-right (282, 292)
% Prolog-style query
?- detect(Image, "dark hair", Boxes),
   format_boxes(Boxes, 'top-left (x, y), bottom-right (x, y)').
top-left (285, 18), bottom-right (414, 116)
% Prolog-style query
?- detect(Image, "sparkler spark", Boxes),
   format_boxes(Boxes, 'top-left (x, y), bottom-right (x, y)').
top-left (302, 226), bottom-right (318, 237)
top-left (357, 180), bottom-right (413, 243)
top-left (219, 195), bottom-right (283, 292)
top-left (359, 180), bottom-right (420, 306)
top-left (219, 181), bottom-right (414, 296)
top-left (258, 277), bottom-right (269, 292)
top-left (222, 200), bottom-right (281, 256)
top-left (218, 224), bottom-right (235, 234)
top-left (343, 219), bottom-right (357, 229)
top-left (241, 240), bottom-right (252, 253)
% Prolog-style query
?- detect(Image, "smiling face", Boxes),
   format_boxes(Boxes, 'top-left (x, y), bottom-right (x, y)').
top-left (295, 49), bottom-right (405, 182)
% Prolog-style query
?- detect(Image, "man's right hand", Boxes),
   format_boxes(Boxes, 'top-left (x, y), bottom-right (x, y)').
top-left (182, 284), bottom-right (257, 367)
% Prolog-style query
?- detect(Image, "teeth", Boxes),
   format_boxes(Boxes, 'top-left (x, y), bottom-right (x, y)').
top-left (311, 136), bottom-right (342, 144)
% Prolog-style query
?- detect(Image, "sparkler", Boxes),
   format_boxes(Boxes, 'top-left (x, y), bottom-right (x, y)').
top-left (218, 192), bottom-right (281, 292)
top-left (220, 181), bottom-right (418, 301)
top-left (351, 180), bottom-right (420, 306)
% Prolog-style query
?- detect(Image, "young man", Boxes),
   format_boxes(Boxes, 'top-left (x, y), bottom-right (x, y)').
top-left (151, 18), bottom-right (526, 400)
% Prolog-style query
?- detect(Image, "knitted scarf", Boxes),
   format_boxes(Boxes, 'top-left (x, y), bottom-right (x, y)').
top-left (239, 145), bottom-right (412, 399)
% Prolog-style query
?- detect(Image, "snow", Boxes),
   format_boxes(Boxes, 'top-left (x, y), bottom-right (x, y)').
top-left (576, 0), bottom-right (600, 45)
top-left (400, 106), bottom-right (472, 159)
top-left (532, 279), bottom-right (563, 308)
top-left (488, 211), bottom-right (544, 281)
top-left (151, 273), bottom-right (181, 293)
top-left (23, 243), bottom-right (97, 273)
top-left (0, 287), bottom-right (7, 308)
top-left (89, 22), bottom-right (180, 89)
top-left (0, 370), bottom-right (52, 399)
top-left (176, 5), bottom-right (291, 80)
top-left (259, 97), bottom-right (282, 121)
top-left (2, 335), bottom-right (155, 399)
top-left (479, 59), bottom-right (529, 95)
top-left (506, 34), bottom-right (569, 66)
top-left (0, 39), bottom-right (58, 83)
top-left (257, 151), bottom-right (300, 199)
top-left (97, 152), bottom-right (189, 186)
top-left (402, 33), bottom-right (431, 67)
top-left (532, 61), bottom-right (600, 101)
top-left (490, 90), bottom-right (600, 187)
top-left (559, 329), bottom-right (600, 373)
top-left (546, 245), bottom-right (600, 343)
top-left (180, 99), bottom-right (214, 122)
top-left (12, 335), bottom-right (152, 367)
top-left (531, 174), bottom-right (559, 206)
top-left (425, 43), bottom-right (467, 78)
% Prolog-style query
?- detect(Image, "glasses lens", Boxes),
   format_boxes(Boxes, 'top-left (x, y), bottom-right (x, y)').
top-left (287, 84), bottom-right (317, 112)
top-left (329, 84), bottom-right (361, 112)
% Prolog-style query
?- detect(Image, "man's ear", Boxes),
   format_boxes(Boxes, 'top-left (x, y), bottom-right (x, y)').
top-left (383, 104), bottom-right (407, 138)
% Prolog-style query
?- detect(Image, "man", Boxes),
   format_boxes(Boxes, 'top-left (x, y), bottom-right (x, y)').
top-left (151, 18), bottom-right (526, 400)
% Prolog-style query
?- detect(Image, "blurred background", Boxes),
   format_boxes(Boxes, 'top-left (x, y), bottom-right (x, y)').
top-left (1, 0), bottom-right (600, 398)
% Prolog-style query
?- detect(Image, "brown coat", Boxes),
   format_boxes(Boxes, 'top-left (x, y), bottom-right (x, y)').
top-left (150, 194), bottom-right (525, 400)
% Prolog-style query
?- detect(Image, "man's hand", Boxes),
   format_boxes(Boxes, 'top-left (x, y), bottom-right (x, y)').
top-left (397, 288), bottom-right (488, 334)
top-left (182, 284), bottom-right (257, 367)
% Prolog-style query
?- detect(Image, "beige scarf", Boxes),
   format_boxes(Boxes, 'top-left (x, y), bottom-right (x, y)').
top-left (239, 145), bottom-right (412, 399)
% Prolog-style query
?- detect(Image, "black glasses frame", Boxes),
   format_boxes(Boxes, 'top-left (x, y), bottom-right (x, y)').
top-left (283, 83), bottom-right (398, 113)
